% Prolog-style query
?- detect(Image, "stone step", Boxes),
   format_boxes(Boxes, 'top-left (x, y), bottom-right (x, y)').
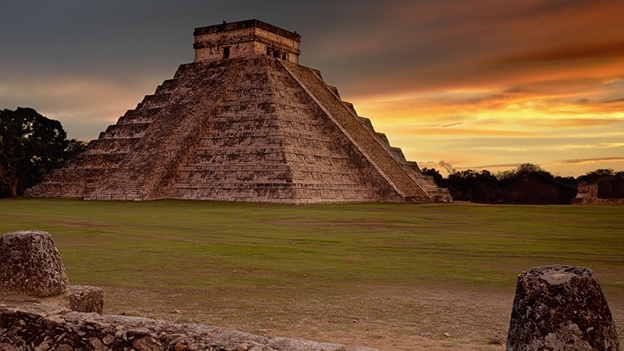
top-left (281, 61), bottom-right (430, 200)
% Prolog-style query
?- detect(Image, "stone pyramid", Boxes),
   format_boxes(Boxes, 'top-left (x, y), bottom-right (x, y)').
top-left (28, 20), bottom-right (452, 204)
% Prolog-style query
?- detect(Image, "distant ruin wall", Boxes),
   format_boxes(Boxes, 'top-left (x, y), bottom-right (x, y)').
top-left (573, 198), bottom-right (624, 205)
top-left (572, 182), bottom-right (624, 205)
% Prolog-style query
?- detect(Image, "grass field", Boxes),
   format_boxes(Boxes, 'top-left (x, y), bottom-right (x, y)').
top-left (1, 198), bottom-right (622, 350)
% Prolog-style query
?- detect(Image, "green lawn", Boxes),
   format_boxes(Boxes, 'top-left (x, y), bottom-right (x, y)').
top-left (1, 198), bottom-right (622, 348)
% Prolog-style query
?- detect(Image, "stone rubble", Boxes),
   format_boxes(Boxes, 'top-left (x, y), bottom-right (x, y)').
top-left (69, 286), bottom-right (104, 314)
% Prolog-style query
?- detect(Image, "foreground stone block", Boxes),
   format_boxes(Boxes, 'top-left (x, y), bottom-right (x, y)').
top-left (507, 265), bottom-right (620, 351)
top-left (69, 285), bottom-right (104, 314)
top-left (0, 230), bottom-right (70, 299)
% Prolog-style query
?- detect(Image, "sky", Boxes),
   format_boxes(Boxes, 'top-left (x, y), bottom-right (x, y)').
top-left (1, 0), bottom-right (623, 177)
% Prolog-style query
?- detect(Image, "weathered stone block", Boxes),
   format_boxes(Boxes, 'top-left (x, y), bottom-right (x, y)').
top-left (507, 265), bottom-right (620, 351)
top-left (69, 285), bottom-right (104, 314)
top-left (0, 230), bottom-right (70, 299)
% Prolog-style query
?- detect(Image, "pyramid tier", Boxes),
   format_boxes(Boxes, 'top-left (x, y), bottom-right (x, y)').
top-left (28, 56), bottom-right (451, 203)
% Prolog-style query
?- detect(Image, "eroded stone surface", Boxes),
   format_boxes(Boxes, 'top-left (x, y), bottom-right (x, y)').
top-left (69, 285), bottom-right (104, 314)
top-left (0, 230), bottom-right (70, 298)
top-left (0, 231), bottom-right (103, 313)
top-left (0, 303), bottom-right (375, 351)
top-left (572, 182), bottom-right (624, 205)
top-left (506, 265), bottom-right (620, 351)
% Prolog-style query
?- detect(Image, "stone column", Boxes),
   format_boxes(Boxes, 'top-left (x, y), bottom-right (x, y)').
top-left (507, 265), bottom-right (620, 351)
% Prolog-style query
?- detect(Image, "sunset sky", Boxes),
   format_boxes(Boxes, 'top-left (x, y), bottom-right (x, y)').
top-left (1, 0), bottom-right (623, 177)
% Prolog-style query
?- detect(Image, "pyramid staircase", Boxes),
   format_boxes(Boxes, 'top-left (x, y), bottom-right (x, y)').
top-left (281, 61), bottom-right (438, 202)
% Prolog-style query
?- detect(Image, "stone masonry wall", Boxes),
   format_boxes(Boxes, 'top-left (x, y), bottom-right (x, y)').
top-left (572, 183), bottom-right (624, 205)
top-left (86, 61), bottom-right (240, 200)
top-left (0, 303), bottom-right (376, 351)
top-left (194, 20), bottom-right (300, 64)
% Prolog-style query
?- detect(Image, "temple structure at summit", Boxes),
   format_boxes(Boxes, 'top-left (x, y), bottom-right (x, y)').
top-left (27, 19), bottom-right (452, 204)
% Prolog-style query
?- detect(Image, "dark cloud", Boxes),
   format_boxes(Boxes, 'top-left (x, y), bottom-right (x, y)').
top-left (3, 0), bottom-right (623, 96)
top-left (489, 40), bottom-right (624, 64)
top-left (0, 0), bottom-right (343, 77)
top-left (562, 157), bottom-right (624, 165)
top-left (606, 97), bottom-right (624, 103)
top-left (459, 163), bottom-right (525, 171)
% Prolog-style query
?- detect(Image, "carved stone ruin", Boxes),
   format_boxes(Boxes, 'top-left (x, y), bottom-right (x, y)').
top-left (506, 265), bottom-right (621, 351)
top-left (26, 19), bottom-right (451, 204)
top-left (0, 230), bottom-right (378, 351)
top-left (572, 182), bottom-right (624, 205)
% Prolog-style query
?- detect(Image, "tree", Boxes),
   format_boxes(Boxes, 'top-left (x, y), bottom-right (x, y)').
top-left (496, 164), bottom-right (578, 204)
top-left (421, 167), bottom-right (444, 182)
top-left (576, 169), bottom-right (614, 184)
top-left (425, 163), bottom-right (621, 204)
top-left (0, 107), bottom-right (75, 197)
top-left (445, 169), bottom-right (501, 203)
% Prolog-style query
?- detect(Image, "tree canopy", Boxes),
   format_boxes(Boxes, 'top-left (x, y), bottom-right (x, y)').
top-left (421, 163), bottom-right (620, 204)
top-left (0, 107), bottom-right (86, 197)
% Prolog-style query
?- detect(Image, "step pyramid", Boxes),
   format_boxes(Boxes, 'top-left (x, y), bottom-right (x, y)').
top-left (27, 20), bottom-right (452, 204)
